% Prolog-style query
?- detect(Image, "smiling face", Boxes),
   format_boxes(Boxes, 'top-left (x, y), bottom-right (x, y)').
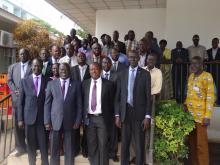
top-left (19, 48), bottom-right (30, 63)
top-left (128, 51), bottom-right (139, 68)
top-left (59, 63), bottom-right (70, 80)
top-left (102, 57), bottom-right (112, 72)
top-left (32, 59), bottom-right (43, 76)
top-left (89, 63), bottom-right (101, 80)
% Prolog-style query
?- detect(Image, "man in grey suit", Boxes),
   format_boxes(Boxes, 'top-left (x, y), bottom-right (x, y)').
top-left (110, 47), bottom-right (127, 73)
top-left (101, 57), bottom-right (119, 162)
top-left (7, 48), bottom-right (32, 156)
top-left (44, 63), bottom-right (82, 165)
top-left (18, 58), bottom-right (49, 165)
top-left (82, 62), bottom-right (115, 165)
top-left (115, 50), bottom-right (151, 165)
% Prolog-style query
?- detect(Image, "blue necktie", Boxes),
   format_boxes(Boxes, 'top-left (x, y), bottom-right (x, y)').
top-left (129, 69), bottom-right (135, 106)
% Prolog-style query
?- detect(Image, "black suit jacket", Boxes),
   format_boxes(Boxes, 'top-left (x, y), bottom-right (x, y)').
top-left (117, 62), bottom-right (127, 72)
top-left (18, 75), bottom-right (48, 125)
top-left (115, 67), bottom-right (151, 122)
top-left (207, 48), bottom-right (220, 61)
top-left (44, 78), bottom-right (82, 130)
top-left (71, 64), bottom-right (91, 82)
top-left (43, 62), bottom-right (53, 78)
top-left (82, 78), bottom-right (115, 132)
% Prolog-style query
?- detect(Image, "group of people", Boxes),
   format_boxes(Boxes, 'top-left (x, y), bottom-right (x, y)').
top-left (7, 28), bottom-right (217, 165)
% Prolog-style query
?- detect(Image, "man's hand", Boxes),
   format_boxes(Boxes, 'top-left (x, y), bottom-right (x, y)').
top-left (176, 58), bottom-right (183, 64)
top-left (15, 90), bottom-right (19, 96)
top-left (18, 121), bottom-right (24, 129)
top-left (73, 123), bottom-right (80, 129)
top-left (203, 118), bottom-right (210, 126)
top-left (115, 116), bottom-right (121, 128)
top-left (45, 124), bottom-right (52, 131)
top-left (142, 118), bottom-right (150, 131)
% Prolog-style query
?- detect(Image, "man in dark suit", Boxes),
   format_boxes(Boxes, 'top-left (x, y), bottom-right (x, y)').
top-left (39, 48), bottom-right (52, 78)
top-left (110, 47), bottom-right (127, 73)
top-left (7, 48), bottom-right (32, 156)
top-left (71, 51), bottom-right (90, 157)
top-left (17, 58), bottom-right (49, 165)
top-left (115, 50), bottom-right (151, 165)
top-left (112, 30), bottom-right (126, 55)
top-left (44, 63), bottom-right (82, 165)
top-left (87, 43), bottom-right (103, 65)
top-left (207, 38), bottom-right (220, 105)
top-left (82, 62), bottom-right (115, 165)
top-left (71, 52), bottom-right (90, 82)
top-left (101, 57), bottom-right (119, 162)
top-left (48, 45), bottom-right (61, 64)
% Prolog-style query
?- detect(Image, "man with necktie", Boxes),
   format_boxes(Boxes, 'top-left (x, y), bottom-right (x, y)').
top-left (39, 47), bottom-right (53, 78)
top-left (101, 57), bottom-right (119, 162)
top-left (44, 63), bottom-right (82, 165)
top-left (17, 58), bottom-right (49, 165)
top-left (82, 62), bottom-right (115, 165)
top-left (110, 47), bottom-right (127, 72)
top-left (8, 48), bottom-right (32, 156)
top-left (115, 50), bottom-right (151, 165)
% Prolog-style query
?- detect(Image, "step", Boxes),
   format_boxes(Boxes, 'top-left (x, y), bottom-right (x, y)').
top-left (7, 152), bottom-right (120, 165)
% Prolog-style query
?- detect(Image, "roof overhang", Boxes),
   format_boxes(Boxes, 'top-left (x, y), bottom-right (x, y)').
top-left (45, 0), bottom-right (166, 35)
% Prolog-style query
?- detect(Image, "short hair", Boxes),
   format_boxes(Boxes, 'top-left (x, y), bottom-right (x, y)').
top-left (59, 63), bottom-right (71, 73)
top-left (212, 37), bottom-right (219, 42)
top-left (191, 56), bottom-right (203, 63)
top-left (148, 51), bottom-right (158, 59)
top-left (101, 34), bottom-right (106, 39)
top-left (128, 30), bottom-right (135, 34)
top-left (40, 47), bottom-right (49, 54)
top-left (139, 37), bottom-right (148, 45)
top-left (19, 48), bottom-right (30, 55)
top-left (103, 56), bottom-right (112, 64)
top-left (193, 34), bottom-right (199, 39)
top-left (159, 39), bottom-right (167, 45)
top-left (90, 62), bottom-right (101, 70)
top-left (128, 50), bottom-right (139, 56)
top-left (112, 47), bottom-right (119, 52)
top-left (92, 43), bottom-right (101, 49)
top-left (32, 58), bottom-right (43, 66)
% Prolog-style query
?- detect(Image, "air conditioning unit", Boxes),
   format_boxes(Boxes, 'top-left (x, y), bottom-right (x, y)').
top-left (0, 30), bottom-right (13, 47)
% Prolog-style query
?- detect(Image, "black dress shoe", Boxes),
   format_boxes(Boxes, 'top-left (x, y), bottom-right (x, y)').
top-left (15, 151), bottom-right (26, 157)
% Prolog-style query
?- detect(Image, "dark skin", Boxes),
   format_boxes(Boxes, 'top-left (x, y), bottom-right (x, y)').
top-left (101, 34), bottom-right (106, 46)
top-left (82, 39), bottom-right (88, 50)
top-left (212, 38), bottom-right (219, 49)
top-left (128, 31), bottom-right (135, 41)
top-left (86, 34), bottom-right (92, 44)
top-left (60, 47), bottom-right (66, 57)
top-left (115, 52), bottom-right (150, 130)
top-left (51, 46), bottom-right (61, 60)
top-left (186, 58), bottom-right (210, 126)
top-left (92, 37), bottom-right (98, 45)
top-left (147, 55), bottom-right (156, 70)
top-left (92, 43), bottom-right (101, 57)
top-left (18, 59), bottom-right (43, 128)
top-left (139, 40), bottom-right (147, 55)
top-left (192, 35), bottom-right (199, 47)
top-left (15, 49), bottom-right (30, 96)
top-left (113, 31), bottom-right (119, 42)
top-left (105, 35), bottom-right (112, 46)
top-left (102, 58), bottom-right (112, 72)
top-left (77, 52), bottom-right (86, 66)
top-left (39, 49), bottom-right (49, 62)
top-left (70, 28), bottom-right (76, 39)
top-left (52, 64), bottom-right (59, 78)
top-left (65, 44), bottom-right (74, 57)
top-left (111, 49), bottom-right (120, 62)
top-left (89, 63), bottom-right (101, 80)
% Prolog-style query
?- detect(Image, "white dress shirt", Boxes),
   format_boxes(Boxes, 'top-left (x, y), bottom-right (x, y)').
top-left (111, 60), bottom-right (118, 71)
top-left (102, 70), bottom-right (111, 80)
top-left (32, 74), bottom-right (42, 96)
top-left (52, 56), bottom-right (59, 64)
top-left (88, 77), bottom-right (102, 114)
top-left (59, 78), bottom-right (70, 100)
top-left (59, 55), bottom-right (78, 67)
top-left (212, 48), bottom-right (218, 59)
top-left (20, 61), bottom-right (29, 79)
top-left (78, 65), bottom-right (87, 81)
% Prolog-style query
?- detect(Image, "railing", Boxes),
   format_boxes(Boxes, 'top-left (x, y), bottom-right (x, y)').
top-left (161, 61), bottom-right (220, 106)
top-left (0, 94), bottom-right (14, 163)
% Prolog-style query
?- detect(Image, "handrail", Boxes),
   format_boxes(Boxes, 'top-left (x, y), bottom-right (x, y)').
top-left (0, 94), bottom-right (12, 103)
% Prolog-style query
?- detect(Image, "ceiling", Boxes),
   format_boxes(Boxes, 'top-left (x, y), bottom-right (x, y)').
top-left (45, 0), bottom-right (167, 35)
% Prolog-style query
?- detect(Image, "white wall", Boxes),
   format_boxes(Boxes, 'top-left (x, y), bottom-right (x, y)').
top-left (166, 0), bottom-right (220, 49)
top-left (96, 8), bottom-right (166, 43)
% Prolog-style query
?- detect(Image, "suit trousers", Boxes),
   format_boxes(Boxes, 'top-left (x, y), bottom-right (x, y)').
top-left (25, 124), bottom-right (49, 165)
top-left (121, 105), bottom-right (145, 165)
top-left (50, 128), bottom-right (75, 165)
top-left (108, 119), bottom-right (118, 158)
top-left (188, 122), bottom-right (209, 165)
top-left (87, 115), bottom-right (108, 165)
top-left (13, 107), bottom-right (26, 152)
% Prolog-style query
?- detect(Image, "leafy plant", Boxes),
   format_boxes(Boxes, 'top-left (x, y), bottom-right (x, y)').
top-left (154, 100), bottom-right (195, 165)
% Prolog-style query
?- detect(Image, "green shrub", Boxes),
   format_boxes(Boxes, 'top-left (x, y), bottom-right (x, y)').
top-left (154, 100), bottom-right (195, 165)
